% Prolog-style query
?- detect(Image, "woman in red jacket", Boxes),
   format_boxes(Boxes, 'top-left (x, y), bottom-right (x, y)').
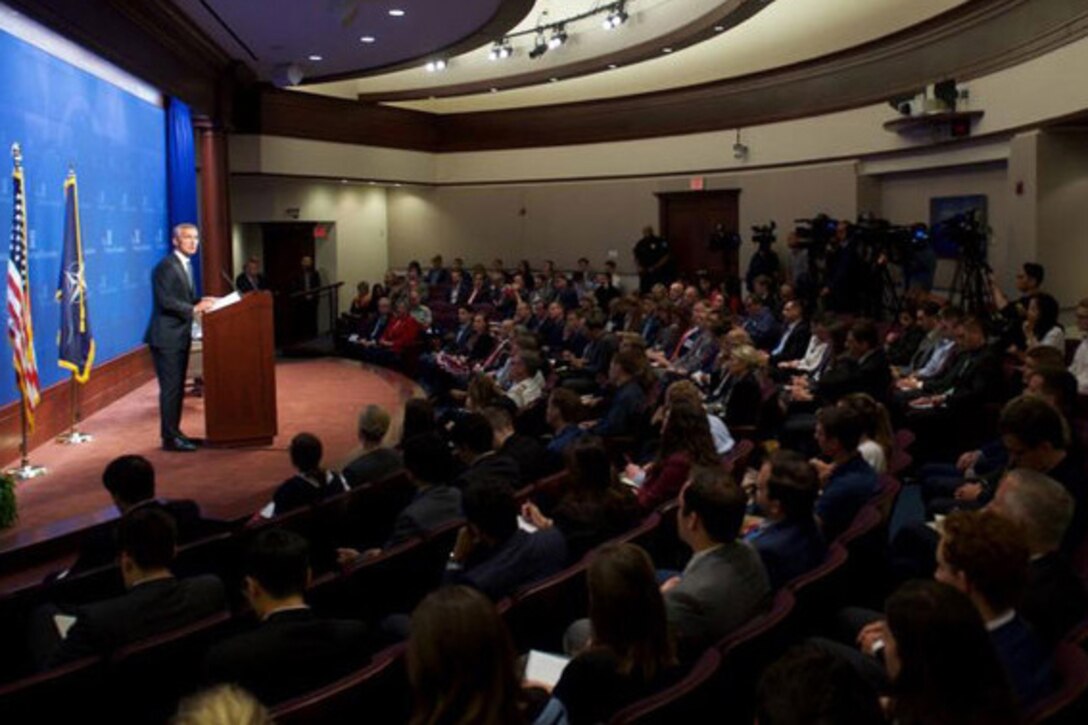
top-left (627, 398), bottom-right (721, 511)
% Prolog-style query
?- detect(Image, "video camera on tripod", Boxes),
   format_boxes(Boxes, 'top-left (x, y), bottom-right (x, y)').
top-left (933, 209), bottom-right (989, 267)
top-left (751, 221), bottom-right (777, 246)
top-left (792, 214), bottom-right (839, 253)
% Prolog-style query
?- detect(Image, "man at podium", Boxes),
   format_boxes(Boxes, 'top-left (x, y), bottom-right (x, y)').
top-left (146, 223), bottom-right (216, 452)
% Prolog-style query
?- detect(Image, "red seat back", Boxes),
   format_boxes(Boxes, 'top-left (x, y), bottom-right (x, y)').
top-left (500, 560), bottom-right (589, 653)
top-left (609, 648), bottom-right (723, 724)
top-left (1027, 642), bottom-right (1088, 724)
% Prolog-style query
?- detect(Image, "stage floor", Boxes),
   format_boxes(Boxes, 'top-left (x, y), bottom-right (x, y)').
top-left (0, 358), bottom-right (418, 573)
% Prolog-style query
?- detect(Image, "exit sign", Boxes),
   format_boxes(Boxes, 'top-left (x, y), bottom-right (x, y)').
top-left (689, 177), bottom-right (705, 191)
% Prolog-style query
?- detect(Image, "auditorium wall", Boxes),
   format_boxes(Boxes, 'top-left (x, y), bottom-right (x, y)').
top-left (1036, 130), bottom-right (1088, 310)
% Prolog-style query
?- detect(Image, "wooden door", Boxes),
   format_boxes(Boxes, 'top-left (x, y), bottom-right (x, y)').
top-left (657, 190), bottom-right (740, 283)
top-left (260, 222), bottom-right (316, 346)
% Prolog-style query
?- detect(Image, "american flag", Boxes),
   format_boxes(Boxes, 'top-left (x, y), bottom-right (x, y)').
top-left (8, 144), bottom-right (41, 429)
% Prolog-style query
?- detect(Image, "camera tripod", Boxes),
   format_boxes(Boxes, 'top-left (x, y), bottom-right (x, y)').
top-left (948, 253), bottom-right (995, 316)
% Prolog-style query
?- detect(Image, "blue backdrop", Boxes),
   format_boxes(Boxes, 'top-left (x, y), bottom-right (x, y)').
top-left (0, 26), bottom-right (168, 407)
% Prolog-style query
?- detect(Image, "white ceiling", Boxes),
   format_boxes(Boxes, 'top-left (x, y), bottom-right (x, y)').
top-left (295, 0), bottom-right (969, 114)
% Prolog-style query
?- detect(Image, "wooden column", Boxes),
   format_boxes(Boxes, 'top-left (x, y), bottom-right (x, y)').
top-left (195, 117), bottom-right (233, 296)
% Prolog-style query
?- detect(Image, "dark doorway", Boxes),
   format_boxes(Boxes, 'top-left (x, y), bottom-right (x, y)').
top-left (260, 222), bottom-right (316, 347)
top-left (657, 190), bottom-right (740, 284)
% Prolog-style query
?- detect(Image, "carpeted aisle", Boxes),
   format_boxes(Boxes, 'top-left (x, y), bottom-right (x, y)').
top-left (1, 358), bottom-right (418, 557)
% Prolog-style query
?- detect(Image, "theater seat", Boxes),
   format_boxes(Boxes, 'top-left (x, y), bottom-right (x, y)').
top-left (498, 560), bottom-right (589, 654)
top-left (270, 644), bottom-right (410, 725)
top-left (1026, 642), bottom-right (1088, 724)
top-left (608, 648), bottom-right (723, 724)
top-left (0, 655), bottom-right (106, 721)
top-left (722, 439), bottom-right (754, 476)
top-left (785, 543), bottom-right (850, 636)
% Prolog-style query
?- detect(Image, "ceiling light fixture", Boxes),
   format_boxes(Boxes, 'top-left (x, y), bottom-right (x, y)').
top-left (603, 2), bottom-right (628, 30)
top-left (360, 35), bottom-right (376, 43)
top-left (488, 40), bottom-right (513, 61)
top-left (308, 54), bottom-right (323, 61)
top-left (547, 26), bottom-right (568, 50)
top-left (424, 59), bottom-right (447, 72)
top-left (388, 9), bottom-right (405, 17)
top-left (662, 47), bottom-right (673, 54)
top-left (529, 31), bottom-right (548, 59)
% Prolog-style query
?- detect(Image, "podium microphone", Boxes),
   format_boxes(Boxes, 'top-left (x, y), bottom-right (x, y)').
top-left (220, 269), bottom-right (237, 291)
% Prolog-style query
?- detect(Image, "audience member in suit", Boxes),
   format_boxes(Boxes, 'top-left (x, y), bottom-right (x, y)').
top-left (628, 399), bottom-right (721, 512)
top-left (445, 480), bottom-right (568, 601)
top-left (844, 320), bottom-right (892, 404)
top-left (553, 274), bottom-right (580, 312)
top-left (559, 313), bottom-right (618, 393)
top-left (660, 466), bottom-right (770, 659)
top-left (64, 454), bottom-right (220, 578)
top-left (203, 530), bottom-right (369, 706)
top-left (342, 405), bottom-right (404, 489)
top-left (360, 299), bottom-right (422, 368)
top-left (267, 433), bottom-right (348, 517)
top-left (505, 351), bottom-right (547, 411)
top-left (878, 581), bottom-right (1020, 725)
top-left (545, 387), bottom-right (587, 468)
top-left (424, 254), bottom-right (450, 287)
top-left (447, 268), bottom-right (470, 305)
top-left (337, 432), bottom-right (464, 568)
top-left (408, 586), bottom-right (565, 725)
top-left (538, 301), bottom-right (567, 351)
top-left (755, 645), bottom-right (884, 725)
top-left (742, 295), bottom-right (782, 351)
top-left (746, 450), bottom-right (827, 590)
top-left (589, 348), bottom-right (649, 438)
top-left (522, 437), bottom-right (641, 561)
top-left (768, 300), bottom-right (811, 367)
top-left (554, 543), bottom-right (682, 725)
top-left (705, 344), bottom-right (764, 430)
top-left (812, 405), bottom-right (878, 541)
top-left (484, 405), bottom-right (551, 486)
top-left (451, 413), bottom-right (521, 491)
top-left (234, 256), bottom-right (267, 293)
top-left (35, 507), bottom-right (227, 670)
top-left (988, 467), bottom-right (1088, 645)
top-left (830, 511), bottom-right (1054, 709)
top-left (884, 306), bottom-right (925, 367)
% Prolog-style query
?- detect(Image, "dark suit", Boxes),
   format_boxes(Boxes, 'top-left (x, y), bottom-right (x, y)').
top-left (342, 448), bottom-right (403, 489)
top-left (769, 321), bottom-right (811, 366)
top-left (498, 434), bottom-right (551, 486)
top-left (1022, 552), bottom-right (1088, 646)
top-left (591, 380), bottom-right (647, 438)
top-left (454, 452), bottom-right (521, 490)
top-left (990, 615), bottom-right (1054, 708)
top-left (203, 608), bottom-right (370, 706)
top-left (854, 348), bottom-right (892, 403)
top-left (235, 272), bottom-right (267, 293)
top-left (386, 484), bottom-right (463, 547)
top-left (43, 575), bottom-right (226, 669)
top-left (447, 528), bottom-right (568, 601)
top-left (146, 252), bottom-right (198, 441)
top-left (67, 499), bottom-right (217, 576)
top-left (815, 455), bottom-right (877, 540)
top-left (746, 519), bottom-right (826, 590)
top-left (921, 345), bottom-right (1002, 408)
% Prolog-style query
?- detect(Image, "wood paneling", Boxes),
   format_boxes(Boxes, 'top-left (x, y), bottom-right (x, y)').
top-left (0, 347), bottom-right (155, 465)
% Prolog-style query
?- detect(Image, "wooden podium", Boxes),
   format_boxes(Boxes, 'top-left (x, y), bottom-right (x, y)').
top-left (202, 291), bottom-right (278, 447)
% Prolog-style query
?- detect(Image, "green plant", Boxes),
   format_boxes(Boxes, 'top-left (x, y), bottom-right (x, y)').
top-left (0, 473), bottom-right (16, 530)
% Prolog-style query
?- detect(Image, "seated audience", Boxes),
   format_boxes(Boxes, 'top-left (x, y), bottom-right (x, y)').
top-left (265, 433), bottom-right (348, 517)
top-left (35, 507), bottom-right (226, 669)
top-left (506, 350), bottom-right (547, 410)
top-left (587, 348), bottom-right (649, 438)
top-left (844, 320), bottom-right (892, 404)
top-left (705, 344), bottom-right (763, 431)
top-left (425, 253), bottom-right (450, 286)
top-left (663, 380), bottom-right (734, 455)
top-left (553, 543), bottom-right (681, 724)
top-left (484, 405), bottom-right (551, 486)
top-left (812, 405), bottom-right (878, 540)
top-left (836, 393), bottom-right (893, 474)
top-left (65, 454), bottom-right (217, 577)
top-left (174, 684), bottom-right (271, 725)
top-left (768, 299), bottom-right (811, 367)
top-left (776, 312), bottom-right (831, 378)
top-left (1069, 297), bottom-right (1088, 393)
top-left (400, 397), bottom-right (438, 446)
top-left (742, 295), bottom-right (780, 350)
top-left (992, 261), bottom-right (1045, 351)
top-left (545, 387), bottom-right (587, 465)
top-left (522, 437), bottom-right (641, 561)
top-left (627, 398), bottom-right (721, 511)
top-left (746, 450), bottom-right (827, 590)
top-left (884, 304), bottom-right (924, 368)
top-left (342, 404), bottom-right (404, 488)
top-left (988, 468), bottom-right (1088, 645)
top-left (408, 586), bottom-right (564, 725)
top-left (1021, 292), bottom-right (1064, 352)
top-left (203, 530), bottom-right (369, 705)
top-left (451, 413), bottom-right (520, 490)
top-left (755, 645), bottom-right (883, 725)
top-left (445, 480), bottom-right (568, 600)
top-left (660, 466), bottom-right (769, 658)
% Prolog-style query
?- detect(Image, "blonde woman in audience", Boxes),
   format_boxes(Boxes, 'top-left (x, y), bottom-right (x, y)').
top-left (173, 685), bottom-right (270, 725)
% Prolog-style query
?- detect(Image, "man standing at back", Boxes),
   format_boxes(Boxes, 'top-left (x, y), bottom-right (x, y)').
top-left (146, 224), bottom-right (215, 452)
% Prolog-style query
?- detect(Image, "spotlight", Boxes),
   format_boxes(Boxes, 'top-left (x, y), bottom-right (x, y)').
top-left (424, 59), bottom-right (447, 72)
top-left (529, 32), bottom-right (548, 59)
top-left (547, 26), bottom-right (567, 50)
top-left (603, 3), bottom-right (628, 30)
top-left (488, 40), bottom-right (513, 61)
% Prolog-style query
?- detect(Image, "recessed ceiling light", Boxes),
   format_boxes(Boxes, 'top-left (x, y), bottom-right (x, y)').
top-left (662, 47), bottom-right (673, 54)
top-left (714, 26), bottom-right (725, 32)
top-left (388, 9), bottom-right (405, 17)
top-left (549, 77), bottom-right (559, 83)
top-left (308, 54), bottom-right (323, 61)
top-left (360, 35), bottom-right (376, 43)
top-left (608, 63), bottom-right (617, 69)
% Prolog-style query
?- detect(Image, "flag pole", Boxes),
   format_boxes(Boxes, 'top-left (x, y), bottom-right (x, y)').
top-left (7, 379), bottom-right (46, 480)
top-left (56, 376), bottom-right (91, 444)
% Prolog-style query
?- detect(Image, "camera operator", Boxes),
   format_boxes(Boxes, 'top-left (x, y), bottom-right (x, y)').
top-left (746, 222), bottom-right (781, 294)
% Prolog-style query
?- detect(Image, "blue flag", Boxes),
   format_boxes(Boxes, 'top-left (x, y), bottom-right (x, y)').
top-left (56, 169), bottom-right (94, 382)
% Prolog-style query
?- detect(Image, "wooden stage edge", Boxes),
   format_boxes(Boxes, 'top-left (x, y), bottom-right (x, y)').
top-left (0, 345), bottom-right (155, 466)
